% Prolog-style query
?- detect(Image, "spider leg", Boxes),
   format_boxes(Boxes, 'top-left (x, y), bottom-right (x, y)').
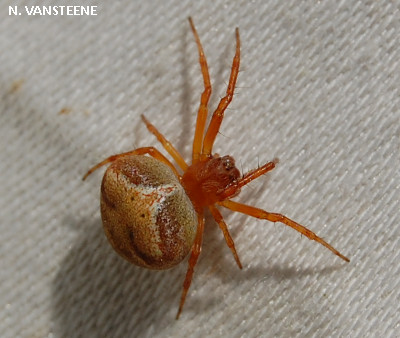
top-left (209, 205), bottom-right (242, 269)
top-left (202, 27), bottom-right (240, 157)
top-left (176, 213), bottom-right (205, 319)
top-left (141, 115), bottom-right (188, 171)
top-left (220, 160), bottom-right (278, 200)
top-left (219, 200), bottom-right (350, 262)
top-left (188, 17), bottom-right (212, 164)
top-left (82, 146), bottom-right (180, 180)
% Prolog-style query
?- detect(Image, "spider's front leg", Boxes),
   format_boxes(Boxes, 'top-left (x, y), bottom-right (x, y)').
top-left (202, 27), bottom-right (240, 157)
top-left (220, 199), bottom-right (350, 262)
top-left (189, 17), bottom-right (212, 164)
top-left (219, 160), bottom-right (278, 200)
top-left (216, 159), bottom-right (349, 262)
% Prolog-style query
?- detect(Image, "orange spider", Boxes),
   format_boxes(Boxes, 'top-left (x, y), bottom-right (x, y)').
top-left (83, 17), bottom-right (349, 319)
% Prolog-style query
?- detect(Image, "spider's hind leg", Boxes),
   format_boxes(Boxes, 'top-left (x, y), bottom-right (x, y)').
top-left (176, 213), bottom-right (205, 319)
top-left (141, 115), bottom-right (188, 171)
top-left (209, 205), bottom-right (242, 269)
top-left (82, 146), bottom-right (180, 180)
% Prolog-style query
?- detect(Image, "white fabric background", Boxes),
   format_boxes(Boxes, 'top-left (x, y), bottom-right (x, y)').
top-left (1, 1), bottom-right (399, 337)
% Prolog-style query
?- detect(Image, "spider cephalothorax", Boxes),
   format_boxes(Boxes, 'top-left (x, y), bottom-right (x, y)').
top-left (182, 155), bottom-right (241, 210)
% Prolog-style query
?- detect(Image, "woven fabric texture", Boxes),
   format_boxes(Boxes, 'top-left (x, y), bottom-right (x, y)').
top-left (1, 1), bottom-right (399, 337)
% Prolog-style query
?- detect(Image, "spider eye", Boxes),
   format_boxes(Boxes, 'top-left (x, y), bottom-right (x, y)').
top-left (219, 156), bottom-right (240, 183)
top-left (222, 156), bottom-right (236, 171)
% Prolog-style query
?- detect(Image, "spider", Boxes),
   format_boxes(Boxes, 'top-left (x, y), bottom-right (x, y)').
top-left (83, 17), bottom-right (349, 319)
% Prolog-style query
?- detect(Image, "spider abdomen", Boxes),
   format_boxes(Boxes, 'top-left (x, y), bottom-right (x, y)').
top-left (100, 155), bottom-right (197, 270)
